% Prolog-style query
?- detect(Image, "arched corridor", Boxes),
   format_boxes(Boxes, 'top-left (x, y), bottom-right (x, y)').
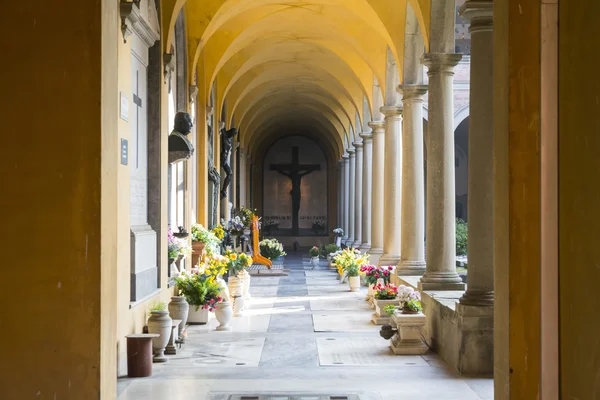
top-left (3, 0), bottom-right (600, 399)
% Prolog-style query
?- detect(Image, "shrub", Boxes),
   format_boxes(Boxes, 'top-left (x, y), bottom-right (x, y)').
top-left (308, 246), bottom-right (320, 257)
top-left (456, 218), bottom-right (468, 256)
top-left (259, 238), bottom-right (286, 260)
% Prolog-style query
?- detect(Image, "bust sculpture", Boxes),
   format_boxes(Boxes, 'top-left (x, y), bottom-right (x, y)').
top-left (168, 112), bottom-right (195, 164)
top-left (219, 122), bottom-right (238, 199)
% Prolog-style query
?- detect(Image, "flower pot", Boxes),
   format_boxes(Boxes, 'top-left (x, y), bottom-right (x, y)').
top-left (215, 302), bottom-right (233, 331)
top-left (216, 275), bottom-right (230, 302)
top-left (379, 324), bottom-right (396, 340)
top-left (348, 275), bottom-right (361, 292)
top-left (191, 241), bottom-right (205, 267)
top-left (168, 296), bottom-right (189, 340)
top-left (232, 295), bottom-right (245, 317)
top-left (372, 298), bottom-right (401, 325)
top-left (310, 256), bottom-right (319, 269)
top-left (335, 237), bottom-right (342, 247)
top-left (173, 232), bottom-right (189, 238)
top-left (228, 276), bottom-right (243, 298)
top-left (147, 310), bottom-right (172, 363)
top-left (187, 306), bottom-right (209, 325)
top-left (238, 270), bottom-right (251, 301)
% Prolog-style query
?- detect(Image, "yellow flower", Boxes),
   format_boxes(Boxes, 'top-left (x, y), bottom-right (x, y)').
top-left (230, 253), bottom-right (238, 260)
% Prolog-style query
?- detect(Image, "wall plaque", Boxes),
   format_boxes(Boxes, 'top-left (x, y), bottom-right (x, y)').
top-left (121, 138), bottom-right (128, 165)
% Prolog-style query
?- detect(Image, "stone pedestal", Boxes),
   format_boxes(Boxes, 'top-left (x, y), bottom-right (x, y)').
top-left (368, 121), bottom-right (386, 265)
top-left (390, 312), bottom-right (428, 355)
top-left (372, 299), bottom-right (400, 325)
top-left (454, 303), bottom-right (494, 374)
top-left (419, 53), bottom-right (465, 291)
top-left (164, 319), bottom-right (181, 355)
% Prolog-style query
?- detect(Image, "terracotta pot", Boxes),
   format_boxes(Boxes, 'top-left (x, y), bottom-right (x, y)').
top-left (147, 310), bottom-right (172, 362)
top-left (188, 306), bottom-right (209, 324)
top-left (168, 296), bottom-right (189, 338)
top-left (191, 241), bottom-right (205, 267)
top-left (215, 302), bottom-right (233, 331)
top-left (348, 275), bottom-right (361, 292)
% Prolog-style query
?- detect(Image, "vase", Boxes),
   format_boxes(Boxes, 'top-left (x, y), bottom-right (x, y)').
top-left (187, 306), bottom-right (209, 324)
top-left (147, 310), bottom-right (172, 362)
top-left (228, 276), bottom-right (244, 316)
top-left (348, 275), bottom-right (361, 292)
top-left (168, 296), bottom-right (189, 340)
top-left (310, 256), bottom-right (319, 269)
top-left (335, 236), bottom-right (342, 247)
top-left (232, 295), bottom-right (245, 317)
top-left (239, 270), bottom-right (251, 301)
top-left (191, 241), bottom-right (205, 268)
top-left (215, 302), bottom-right (233, 331)
top-left (216, 275), bottom-right (230, 302)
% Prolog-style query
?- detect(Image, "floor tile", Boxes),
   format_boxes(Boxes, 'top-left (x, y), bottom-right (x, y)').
top-left (316, 337), bottom-right (429, 366)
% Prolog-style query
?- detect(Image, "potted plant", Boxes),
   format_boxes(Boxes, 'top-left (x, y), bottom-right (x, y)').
top-left (190, 223), bottom-right (221, 267)
top-left (397, 285), bottom-right (423, 314)
top-left (174, 270), bottom-right (223, 324)
top-left (388, 288), bottom-right (428, 354)
top-left (308, 246), bottom-right (320, 268)
top-left (371, 284), bottom-right (400, 325)
top-left (224, 251), bottom-right (253, 314)
top-left (214, 301), bottom-right (233, 331)
top-left (360, 265), bottom-right (394, 305)
top-left (333, 248), bottom-right (369, 290)
top-left (168, 228), bottom-right (182, 269)
top-left (174, 225), bottom-right (189, 238)
top-left (333, 228), bottom-right (344, 247)
top-left (146, 301), bottom-right (172, 363)
top-left (238, 207), bottom-right (256, 235)
top-left (168, 294), bottom-right (189, 343)
top-left (259, 238), bottom-right (287, 261)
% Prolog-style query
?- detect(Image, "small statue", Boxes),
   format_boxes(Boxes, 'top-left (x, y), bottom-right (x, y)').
top-left (220, 122), bottom-right (238, 199)
top-left (168, 112), bottom-right (195, 164)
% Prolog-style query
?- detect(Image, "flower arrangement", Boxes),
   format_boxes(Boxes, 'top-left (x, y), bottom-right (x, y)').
top-left (211, 225), bottom-right (225, 240)
top-left (174, 270), bottom-right (223, 311)
top-left (333, 248), bottom-right (369, 277)
top-left (360, 265), bottom-right (394, 286)
top-left (321, 243), bottom-right (340, 258)
top-left (397, 285), bottom-right (422, 313)
top-left (308, 246), bottom-right (320, 257)
top-left (201, 254), bottom-right (229, 279)
top-left (373, 283), bottom-right (398, 300)
top-left (224, 250), bottom-right (253, 275)
top-left (238, 207), bottom-right (256, 229)
top-left (333, 228), bottom-right (344, 237)
top-left (191, 223), bottom-right (221, 255)
top-left (222, 216), bottom-right (245, 236)
top-left (259, 238), bottom-right (286, 260)
top-left (168, 226), bottom-right (190, 259)
top-left (312, 219), bottom-right (326, 234)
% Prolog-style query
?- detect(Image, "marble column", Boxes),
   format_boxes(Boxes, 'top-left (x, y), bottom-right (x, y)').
top-left (368, 121), bottom-right (385, 264)
top-left (360, 131), bottom-right (373, 251)
top-left (397, 85), bottom-right (428, 275)
top-left (342, 154), bottom-right (350, 241)
top-left (346, 148), bottom-right (356, 246)
top-left (239, 149), bottom-right (247, 208)
top-left (378, 106), bottom-right (403, 266)
top-left (459, 0), bottom-right (494, 305)
top-left (353, 140), bottom-right (364, 248)
top-left (337, 160), bottom-right (344, 230)
top-left (419, 53), bottom-right (465, 291)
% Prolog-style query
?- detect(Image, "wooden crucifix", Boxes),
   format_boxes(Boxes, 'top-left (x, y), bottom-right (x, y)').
top-left (270, 146), bottom-right (321, 236)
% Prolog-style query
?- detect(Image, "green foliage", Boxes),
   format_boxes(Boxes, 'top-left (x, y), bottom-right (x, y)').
top-left (149, 301), bottom-right (166, 312)
top-left (259, 238), bottom-right (286, 260)
top-left (321, 243), bottom-right (340, 258)
top-left (174, 272), bottom-right (222, 309)
top-left (308, 246), bottom-right (321, 257)
top-left (345, 263), bottom-right (360, 277)
top-left (404, 299), bottom-right (423, 313)
top-left (191, 223), bottom-right (221, 255)
top-left (384, 304), bottom-right (397, 317)
top-left (455, 218), bottom-right (468, 256)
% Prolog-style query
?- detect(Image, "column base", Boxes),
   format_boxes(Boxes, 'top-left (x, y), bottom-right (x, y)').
top-left (454, 303), bottom-right (494, 375)
top-left (352, 239), bottom-right (362, 248)
top-left (344, 238), bottom-right (355, 247)
top-left (396, 259), bottom-right (426, 276)
top-left (459, 290), bottom-right (494, 306)
top-left (360, 243), bottom-right (371, 252)
top-left (368, 248), bottom-right (383, 265)
top-left (378, 254), bottom-right (402, 267)
top-left (419, 271), bottom-right (465, 291)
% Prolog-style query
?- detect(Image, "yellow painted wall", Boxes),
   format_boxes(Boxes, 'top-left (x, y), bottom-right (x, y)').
top-left (558, 1), bottom-right (600, 397)
top-left (0, 1), bottom-right (117, 398)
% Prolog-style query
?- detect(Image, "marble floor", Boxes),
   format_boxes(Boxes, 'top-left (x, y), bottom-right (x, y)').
top-left (117, 254), bottom-right (493, 400)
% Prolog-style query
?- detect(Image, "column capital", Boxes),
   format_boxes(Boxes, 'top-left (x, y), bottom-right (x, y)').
top-left (347, 148), bottom-right (356, 155)
top-left (359, 131), bottom-right (373, 140)
top-left (460, 0), bottom-right (493, 33)
top-left (421, 53), bottom-right (462, 76)
top-left (368, 120), bottom-right (385, 132)
top-left (352, 140), bottom-right (364, 149)
top-left (342, 154), bottom-right (350, 160)
top-left (337, 159), bottom-right (344, 165)
top-left (380, 105), bottom-right (403, 117)
top-left (398, 84), bottom-right (429, 101)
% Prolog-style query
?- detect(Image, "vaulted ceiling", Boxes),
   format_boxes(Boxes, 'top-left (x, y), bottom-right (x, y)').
top-left (163, 0), bottom-right (431, 158)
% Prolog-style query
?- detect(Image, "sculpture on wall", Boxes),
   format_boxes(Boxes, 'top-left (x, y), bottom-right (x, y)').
top-left (220, 123), bottom-right (239, 199)
top-left (168, 112), bottom-right (194, 164)
top-left (205, 107), bottom-right (220, 227)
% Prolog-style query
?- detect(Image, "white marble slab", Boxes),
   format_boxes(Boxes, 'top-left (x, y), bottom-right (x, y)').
top-left (188, 314), bottom-right (271, 333)
top-left (304, 270), bottom-right (338, 277)
top-left (308, 285), bottom-right (363, 296)
top-left (316, 337), bottom-right (429, 367)
top-left (166, 336), bottom-right (265, 367)
top-left (249, 277), bottom-right (281, 286)
top-left (249, 286), bottom-right (279, 297)
top-left (310, 298), bottom-right (371, 311)
top-left (312, 313), bottom-right (378, 332)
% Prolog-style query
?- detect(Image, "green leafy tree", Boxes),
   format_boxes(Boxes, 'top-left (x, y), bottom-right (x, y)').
top-left (456, 218), bottom-right (468, 256)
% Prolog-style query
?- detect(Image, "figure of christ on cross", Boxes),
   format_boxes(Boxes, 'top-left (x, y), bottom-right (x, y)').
top-left (270, 146), bottom-right (321, 236)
